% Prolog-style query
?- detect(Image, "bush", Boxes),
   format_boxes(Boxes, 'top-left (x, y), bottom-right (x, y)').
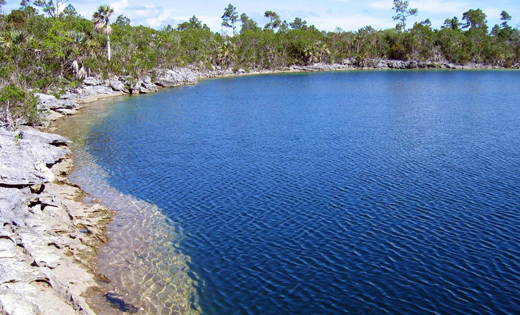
top-left (0, 84), bottom-right (40, 129)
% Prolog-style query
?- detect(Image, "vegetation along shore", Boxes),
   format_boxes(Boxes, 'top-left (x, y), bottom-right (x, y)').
top-left (0, 0), bottom-right (519, 313)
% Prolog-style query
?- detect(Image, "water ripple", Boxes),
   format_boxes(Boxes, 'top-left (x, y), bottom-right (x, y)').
top-left (70, 71), bottom-right (520, 314)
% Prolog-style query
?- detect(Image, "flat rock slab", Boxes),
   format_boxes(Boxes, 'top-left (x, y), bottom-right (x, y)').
top-left (0, 128), bottom-right (70, 186)
top-left (0, 126), bottom-right (112, 315)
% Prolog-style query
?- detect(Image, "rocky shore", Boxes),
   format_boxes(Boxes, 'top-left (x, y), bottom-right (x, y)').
top-left (0, 60), bottom-right (515, 314)
top-left (34, 59), bottom-right (514, 126)
top-left (0, 128), bottom-right (111, 315)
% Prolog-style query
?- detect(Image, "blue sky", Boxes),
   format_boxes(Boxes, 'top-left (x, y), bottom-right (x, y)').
top-left (3, 0), bottom-right (520, 32)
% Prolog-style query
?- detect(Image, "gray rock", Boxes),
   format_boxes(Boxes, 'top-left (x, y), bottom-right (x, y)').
top-left (386, 60), bottom-right (406, 69)
top-left (342, 58), bottom-right (353, 66)
top-left (0, 128), bottom-right (69, 186)
top-left (110, 79), bottom-right (125, 92)
top-left (58, 93), bottom-right (78, 100)
top-left (155, 68), bottom-right (198, 87)
top-left (406, 60), bottom-right (419, 69)
top-left (35, 93), bottom-right (80, 118)
top-left (0, 238), bottom-right (17, 258)
top-left (375, 60), bottom-right (389, 69)
top-left (82, 77), bottom-right (101, 86)
top-left (74, 84), bottom-right (123, 102)
top-left (134, 76), bottom-right (158, 94)
top-left (143, 75), bottom-right (152, 85)
top-left (0, 126), bottom-right (106, 315)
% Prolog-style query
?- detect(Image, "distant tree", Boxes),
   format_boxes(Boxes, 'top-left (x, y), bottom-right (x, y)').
top-left (307, 25), bottom-right (319, 32)
top-left (93, 5), bottom-right (114, 61)
top-left (29, 0), bottom-right (69, 18)
top-left (0, 0), bottom-right (6, 14)
top-left (491, 24), bottom-right (500, 36)
top-left (442, 17), bottom-right (461, 30)
top-left (177, 15), bottom-right (210, 31)
top-left (264, 11), bottom-right (281, 30)
top-left (462, 9), bottom-right (488, 33)
top-left (290, 17), bottom-right (308, 30)
top-left (498, 10), bottom-right (513, 39)
top-left (114, 14), bottom-right (130, 26)
top-left (461, 9), bottom-right (489, 63)
top-left (500, 10), bottom-right (511, 29)
top-left (19, 0), bottom-right (36, 14)
top-left (240, 13), bottom-right (260, 32)
top-left (61, 4), bottom-right (78, 17)
top-left (279, 20), bottom-right (289, 33)
top-left (392, 0), bottom-right (418, 31)
top-left (221, 3), bottom-right (238, 34)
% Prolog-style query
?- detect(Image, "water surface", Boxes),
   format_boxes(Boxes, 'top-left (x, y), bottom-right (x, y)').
top-left (85, 71), bottom-right (520, 314)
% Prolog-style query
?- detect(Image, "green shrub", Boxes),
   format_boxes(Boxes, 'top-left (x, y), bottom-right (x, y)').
top-left (0, 84), bottom-right (40, 129)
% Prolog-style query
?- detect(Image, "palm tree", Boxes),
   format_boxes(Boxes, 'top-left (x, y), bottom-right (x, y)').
top-left (92, 5), bottom-right (114, 61)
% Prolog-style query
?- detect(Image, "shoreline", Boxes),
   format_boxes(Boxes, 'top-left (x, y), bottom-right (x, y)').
top-left (37, 60), bottom-right (517, 126)
top-left (0, 62), bottom-right (516, 314)
top-left (0, 127), bottom-right (112, 315)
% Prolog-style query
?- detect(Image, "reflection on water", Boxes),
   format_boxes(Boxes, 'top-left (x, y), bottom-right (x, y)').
top-left (53, 97), bottom-right (201, 315)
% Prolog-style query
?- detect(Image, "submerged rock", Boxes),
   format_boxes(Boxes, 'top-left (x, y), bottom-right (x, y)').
top-left (104, 292), bottom-right (140, 314)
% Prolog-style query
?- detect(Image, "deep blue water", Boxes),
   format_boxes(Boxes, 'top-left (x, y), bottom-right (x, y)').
top-left (87, 71), bottom-right (520, 314)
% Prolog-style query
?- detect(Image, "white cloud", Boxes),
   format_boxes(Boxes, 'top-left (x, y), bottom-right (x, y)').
top-left (198, 15), bottom-right (225, 32)
top-left (482, 8), bottom-right (503, 19)
top-left (409, 0), bottom-right (469, 14)
top-left (371, 0), bottom-right (468, 14)
top-left (369, 1), bottom-right (391, 10)
top-left (145, 10), bottom-right (176, 28)
top-left (313, 15), bottom-right (394, 31)
top-left (110, 0), bottom-right (129, 13)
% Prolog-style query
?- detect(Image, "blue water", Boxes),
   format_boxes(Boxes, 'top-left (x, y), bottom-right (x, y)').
top-left (87, 71), bottom-right (520, 314)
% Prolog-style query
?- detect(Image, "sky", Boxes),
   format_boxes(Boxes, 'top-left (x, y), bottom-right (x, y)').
top-left (3, 0), bottom-right (520, 32)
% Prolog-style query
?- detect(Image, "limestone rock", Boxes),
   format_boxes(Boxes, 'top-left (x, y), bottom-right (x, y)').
top-left (35, 93), bottom-right (80, 118)
top-left (139, 76), bottom-right (159, 94)
top-left (109, 77), bottom-right (125, 92)
top-left (82, 77), bottom-right (101, 86)
top-left (0, 126), bottom-right (110, 315)
top-left (0, 129), bottom-right (69, 186)
top-left (387, 60), bottom-right (406, 69)
top-left (406, 60), bottom-right (419, 69)
top-left (0, 238), bottom-right (17, 259)
top-left (155, 68), bottom-right (198, 87)
top-left (375, 60), bottom-right (389, 69)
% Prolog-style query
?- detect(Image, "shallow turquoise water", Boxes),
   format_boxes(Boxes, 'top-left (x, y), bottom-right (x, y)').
top-left (87, 71), bottom-right (520, 314)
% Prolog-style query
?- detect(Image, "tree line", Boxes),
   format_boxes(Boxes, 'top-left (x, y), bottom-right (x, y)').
top-left (0, 0), bottom-right (519, 127)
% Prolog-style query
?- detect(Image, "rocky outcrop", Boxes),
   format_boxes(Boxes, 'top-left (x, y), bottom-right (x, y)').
top-left (135, 76), bottom-right (159, 94)
top-left (0, 128), bottom-right (69, 186)
top-left (0, 127), bottom-right (112, 315)
top-left (154, 68), bottom-right (198, 87)
top-left (36, 93), bottom-right (81, 123)
top-left (288, 63), bottom-right (354, 72)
